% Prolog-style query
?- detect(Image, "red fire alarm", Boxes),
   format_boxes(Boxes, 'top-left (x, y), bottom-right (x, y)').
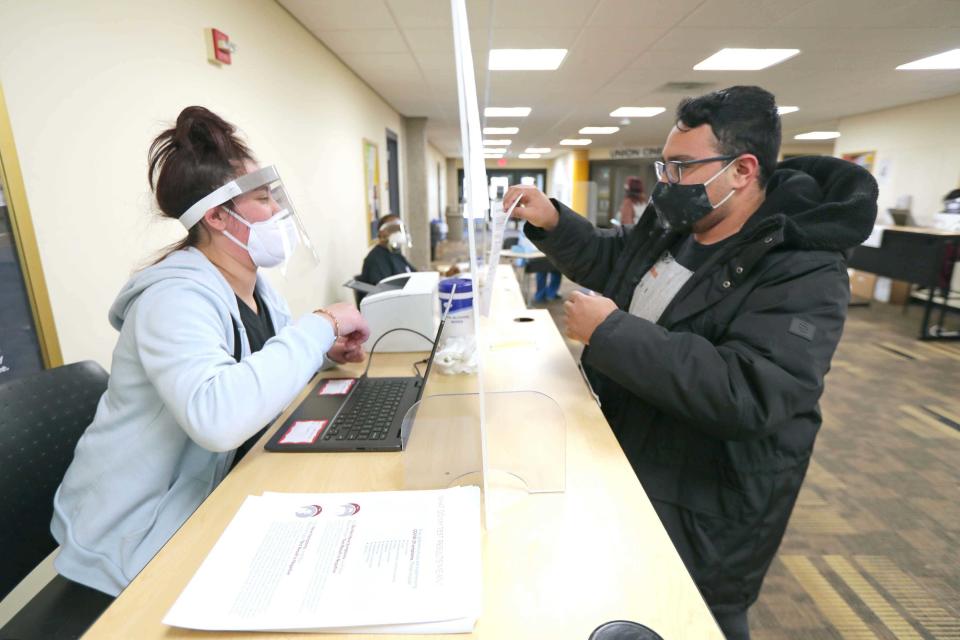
top-left (497, 158), bottom-right (507, 167)
top-left (207, 28), bottom-right (236, 65)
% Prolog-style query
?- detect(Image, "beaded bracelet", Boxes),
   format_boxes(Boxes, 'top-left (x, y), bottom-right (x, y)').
top-left (313, 308), bottom-right (340, 338)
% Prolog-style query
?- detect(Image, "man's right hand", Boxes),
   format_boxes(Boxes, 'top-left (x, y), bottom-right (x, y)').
top-left (503, 185), bottom-right (559, 231)
top-left (318, 302), bottom-right (370, 346)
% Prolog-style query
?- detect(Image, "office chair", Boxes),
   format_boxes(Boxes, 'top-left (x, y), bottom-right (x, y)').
top-left (0, 361), bottom-right (112, 640)
top-left (588, 620), bottom-right (664, 639)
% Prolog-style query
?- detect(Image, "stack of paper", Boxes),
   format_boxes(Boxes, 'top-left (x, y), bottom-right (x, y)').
top-left (163, 487), bottom-right (481, 634)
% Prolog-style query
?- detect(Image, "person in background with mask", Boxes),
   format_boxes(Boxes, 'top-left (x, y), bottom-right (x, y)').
top-left (359, 213), bottom-right (415, 286)
top-left (616, 176), bottom-right (646, 225)
top-left (504, 86), bottom-right (877, 640)
top-left (50, 106), bottom-right (370, 604)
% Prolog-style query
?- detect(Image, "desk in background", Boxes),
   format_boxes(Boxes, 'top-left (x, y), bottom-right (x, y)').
top-left (83, 265), bottom-right (722, 640)
top-left (848, 225), bottom-right (960, 340)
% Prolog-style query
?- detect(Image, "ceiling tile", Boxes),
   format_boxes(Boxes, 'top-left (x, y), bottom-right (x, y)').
top-left (492, 0), bottom-right (597, 28)
top-left (575, 27), bottom-right (668, 54)
top-left (589, 0), bottom-right (704, 28)
top-left (316, 29), bottom-right (408, 54)
top-left (386, 0), bottom-right (453, 28)
top-left (405, 28), bottom-right (455, 52)
top-left (279, 0), bottom-right (394, 30)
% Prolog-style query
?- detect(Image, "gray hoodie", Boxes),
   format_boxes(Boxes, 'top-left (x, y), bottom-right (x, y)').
top-left (51, 247), bottom-right (335, 596)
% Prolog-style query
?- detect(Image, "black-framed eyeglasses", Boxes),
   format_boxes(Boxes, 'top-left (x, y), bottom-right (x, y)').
top-left (654, 155), bottom-right (736, 184)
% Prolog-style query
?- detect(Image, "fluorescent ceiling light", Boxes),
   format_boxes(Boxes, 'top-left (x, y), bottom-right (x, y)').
top-left (519, 153), bottom-right (542, 159)
top-left (897, 48), bottom-right (960, 70)
top-left (489, 48), bottom-right (568, 71)
top-left (694, 48), bottom-right (800, 71)
top-left (525, 147), bottom-right (551, 154)
top-left (483, 127), bottom-right (518, 134)
top-left (777, 106), bottom-right (800, 115)
top-left (794, 131), bottom-right (840, 140)
top-left (610, 107), bottom-right (665, 118)
top-left (484, 154), bottom-right (504, 159)
top-left (579, 126), bottom-right (619, 135)
top-left (483, 139), bottom-right (511, 146)
top-left (560, 139), bottom-right (591, 146)
top-left (483, 147), bottom-right (508, 154)
top-left (485, 107), bottom-right (531, 117)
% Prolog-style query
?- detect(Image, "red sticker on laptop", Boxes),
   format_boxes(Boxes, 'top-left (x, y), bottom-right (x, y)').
top-left (317, 378), bottom-right (356, 395)
top-left (278, 420), bottom-right (328, 445)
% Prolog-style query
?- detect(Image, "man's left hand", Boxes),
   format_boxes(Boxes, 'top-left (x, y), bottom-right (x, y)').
top-left (563, 291), bottom-right (618, 345)
top-left (327, 337), bottom-right (366, 364)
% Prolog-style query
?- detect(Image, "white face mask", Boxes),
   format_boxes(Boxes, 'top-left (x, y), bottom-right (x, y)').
top-left (388, 231), bottom-right (407, 251)
top-left (222, 207), bottom-right (300, 268)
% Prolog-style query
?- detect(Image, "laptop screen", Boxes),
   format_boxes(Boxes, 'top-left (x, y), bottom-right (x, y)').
top-left (415, 283), bottom-right (457, 400)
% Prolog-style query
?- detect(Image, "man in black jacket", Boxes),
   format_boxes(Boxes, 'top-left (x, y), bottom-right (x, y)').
top-left (504, 86), bottom-right (877, 639)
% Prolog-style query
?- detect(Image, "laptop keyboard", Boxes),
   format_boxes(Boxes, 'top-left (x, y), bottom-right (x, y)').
top-left (323, 379), bottom-right (408, 442)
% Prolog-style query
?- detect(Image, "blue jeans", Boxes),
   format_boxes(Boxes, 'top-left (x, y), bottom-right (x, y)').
top-left (534, 271), bottom-right (561, 301)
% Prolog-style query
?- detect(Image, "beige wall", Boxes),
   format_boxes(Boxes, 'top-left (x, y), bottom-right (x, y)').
top-left (780, 142), bottom-right (835, 158)
top-left (0, 0), bottom-right (403, 369)
top-left (835, 93), bottom-right (960, 225)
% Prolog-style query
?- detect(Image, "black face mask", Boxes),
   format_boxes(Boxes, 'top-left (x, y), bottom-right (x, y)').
top-left (650, 162), bottom-right (735, 232)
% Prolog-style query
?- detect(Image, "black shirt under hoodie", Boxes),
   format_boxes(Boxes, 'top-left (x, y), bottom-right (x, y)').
top-left (524, 156), bottom-right (878, 613)
top-left (230, 290), bottom-right (275, 469)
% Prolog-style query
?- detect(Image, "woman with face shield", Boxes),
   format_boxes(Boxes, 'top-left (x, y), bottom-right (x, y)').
top-left (358, 213), bottom-right (416, 291)
top-left (49, 107), bottom-right (370, 602)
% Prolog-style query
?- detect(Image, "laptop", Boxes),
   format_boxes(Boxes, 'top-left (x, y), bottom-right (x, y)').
top-left (265, 295), bottom-right (451, 453)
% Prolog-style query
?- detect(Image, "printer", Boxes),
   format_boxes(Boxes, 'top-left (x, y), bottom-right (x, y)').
top-left (359, 271), bottom-right (440, 352)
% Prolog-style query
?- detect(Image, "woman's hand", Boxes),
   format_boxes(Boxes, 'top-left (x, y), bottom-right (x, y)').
top-left (326, 337), bottom-right (366, 364)
top-left (315, 302), bottom-right (370, 346)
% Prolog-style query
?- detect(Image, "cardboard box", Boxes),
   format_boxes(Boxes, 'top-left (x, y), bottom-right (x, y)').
top-left (872, 276), bottom-right (912, 305)
top-left (888, 279), bottom-right (912, 305)
top-left (849, 269), bottom-right (876, 300)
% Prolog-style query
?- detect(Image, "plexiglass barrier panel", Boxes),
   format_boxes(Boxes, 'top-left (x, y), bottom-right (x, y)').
top-left (401, 390), bottom-right (564, 494)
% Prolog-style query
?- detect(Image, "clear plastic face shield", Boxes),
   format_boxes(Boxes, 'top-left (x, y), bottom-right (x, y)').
top-left (179, 165), bottom-right (319, 277)
top-left (378, 216), bottom-right (413, 252)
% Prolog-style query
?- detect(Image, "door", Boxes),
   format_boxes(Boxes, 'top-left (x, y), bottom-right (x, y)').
top-left (0, 180), bottom-right (44, 382)
top-left (386, 129), bottom-right (400, 217)
top-left (0, 85), bottom-right (61, 382)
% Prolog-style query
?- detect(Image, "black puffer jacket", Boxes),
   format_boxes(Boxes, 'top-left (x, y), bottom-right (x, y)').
top-left (526, 156), bottom-right (878, 612)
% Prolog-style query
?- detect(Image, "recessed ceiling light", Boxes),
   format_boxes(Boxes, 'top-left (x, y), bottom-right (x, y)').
top-left (694, 48), bottom-right (800, 71)
top-left (483, 127), bottom-right (519, 134)
top-left (483, 139), bottom-right (511, 146)
top-left (489, 48), bottom-right (568, 71)
top-left (483, 147), bottom-right (508, 154)
top-left (560, 139), bottom-right (592, 146)
top-left (519, 153), bottom-right (542, 159)
top-left (525, 147), bottom-right (551, 154)
top-left (579, 126), bottom-right (619, 135)
top-left (794, 131), bottom-right (840, 140)
top-left (485, 107), bottom-right (532, 117)
top-left (777, 106), bottom-right (800, 115)
top-left (609, 107), bottom-right (665, 118)
top-left (897, 48), bottom-right (960, 70)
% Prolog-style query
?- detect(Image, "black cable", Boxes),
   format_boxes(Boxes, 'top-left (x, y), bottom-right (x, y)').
top-left (362, 327), bottom-right (435, 378)
top-left (412, 359), bottom-right (428, 378)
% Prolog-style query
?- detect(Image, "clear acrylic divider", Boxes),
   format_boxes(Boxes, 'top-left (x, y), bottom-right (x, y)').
top-left (401, 390), bottom-right (565, 501)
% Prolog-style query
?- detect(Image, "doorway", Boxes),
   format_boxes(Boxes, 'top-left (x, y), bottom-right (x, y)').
top-left (457, 168), bottom-right (547, 204)
top-left (589, 160), bottom-right (656, 227)
top-left (0, 84), bottom-right (62, 381)
top-left (385, 129), bottom-right (400, 217)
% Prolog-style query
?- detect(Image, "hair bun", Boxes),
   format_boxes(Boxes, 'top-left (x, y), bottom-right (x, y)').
top-left (173, 106), bottom-right (237, 156)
